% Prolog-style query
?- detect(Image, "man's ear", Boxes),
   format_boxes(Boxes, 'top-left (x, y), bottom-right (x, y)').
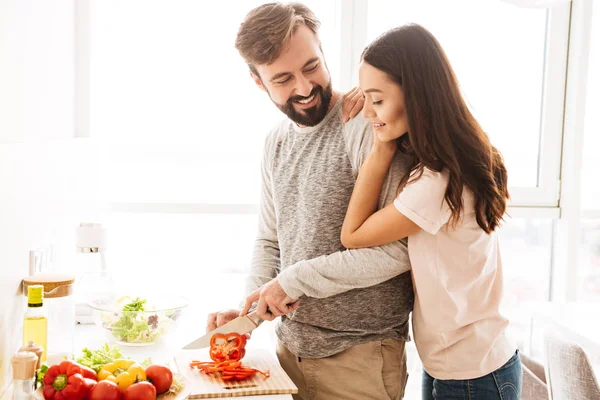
top-left (251, 72), bottom-right (267, 93)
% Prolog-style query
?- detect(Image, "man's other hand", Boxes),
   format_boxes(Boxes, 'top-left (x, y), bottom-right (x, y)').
top-left (206, 309), bottom-right (240, 332)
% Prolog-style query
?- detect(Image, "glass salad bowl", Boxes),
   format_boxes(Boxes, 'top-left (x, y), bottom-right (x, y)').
top-left (89, 295), bottom-right (188, 346)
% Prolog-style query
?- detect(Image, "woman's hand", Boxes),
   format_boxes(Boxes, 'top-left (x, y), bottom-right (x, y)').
top-left (370, 129), bottom-right (397, 161)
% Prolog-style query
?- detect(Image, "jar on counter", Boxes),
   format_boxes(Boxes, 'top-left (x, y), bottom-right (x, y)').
top-left (74, 222), bottom-right (117, 324)
top-left (22, 274), bottom-right (76, 365)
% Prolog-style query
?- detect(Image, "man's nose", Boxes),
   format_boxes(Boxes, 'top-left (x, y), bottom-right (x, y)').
top-left (295, 75), bottom-right (313, 97)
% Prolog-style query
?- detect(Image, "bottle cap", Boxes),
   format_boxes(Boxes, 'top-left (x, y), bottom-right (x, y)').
top-left (26, 285), bottom-right (44, 306)
top-left (11, 351), bottom-right (38, 380)
top-left (19, 341), bottom-right (44, 370)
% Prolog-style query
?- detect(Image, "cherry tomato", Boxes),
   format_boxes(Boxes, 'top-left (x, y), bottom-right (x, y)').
top-left (123, 381), bottom-right (156, 400)
top-left (89, 380), bottom-right (121, 400)
top-left (145, 365), bottom-right (173, 394)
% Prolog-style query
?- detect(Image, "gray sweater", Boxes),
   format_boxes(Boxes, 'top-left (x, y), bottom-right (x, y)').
top-left (247, 99), bottom-right (414, 358)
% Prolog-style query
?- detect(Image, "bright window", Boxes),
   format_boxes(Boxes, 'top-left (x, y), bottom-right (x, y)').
top-left (366, 0), bottom-right (566, 205)
top-left (579, 220), bottom-right (600, 301)
top-left (581, 0), bottom-right (599, 211)
top-left (498, 217), bottom-right (553, 347)
top-left (579, 1), bottom-right (599, 301)
top-left (90, 0), bottom-right (339, 204)
top-left (105, 212), bottom-right (257, 301)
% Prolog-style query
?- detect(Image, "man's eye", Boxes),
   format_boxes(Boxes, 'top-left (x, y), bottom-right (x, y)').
top-left (373, 100), bottom-right (383, 105)
top-left (305, 64), bottom-right (319, 73)
top-left (275, 78), bottom-right (291, 85)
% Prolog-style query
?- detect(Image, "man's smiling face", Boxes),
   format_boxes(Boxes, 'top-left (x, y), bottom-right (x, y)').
top-left (252, 25), bottom-right (333, 127)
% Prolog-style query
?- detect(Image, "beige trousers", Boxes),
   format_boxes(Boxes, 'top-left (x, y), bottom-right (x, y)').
top-left (276, 339), bottom-right (408, 400)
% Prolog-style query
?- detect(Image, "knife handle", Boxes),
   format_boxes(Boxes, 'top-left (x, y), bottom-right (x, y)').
top-left (246, 311), bottom-right (263, 327)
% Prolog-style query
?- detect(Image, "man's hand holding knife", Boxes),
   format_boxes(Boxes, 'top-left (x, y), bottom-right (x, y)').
top-left (240, 278), bottom-right (300, 321)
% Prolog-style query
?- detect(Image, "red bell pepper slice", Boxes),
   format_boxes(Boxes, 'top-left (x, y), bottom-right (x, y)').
top-left (190, 334), bottom-right (269, 384)
top-left (209, 332), bottom-right (247, 362)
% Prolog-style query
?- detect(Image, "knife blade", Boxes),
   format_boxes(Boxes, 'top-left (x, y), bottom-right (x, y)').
top-left (182, 311), bottom-right (263, 350)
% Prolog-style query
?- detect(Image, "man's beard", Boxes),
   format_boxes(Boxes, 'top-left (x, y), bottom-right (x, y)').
top-left (273, 82), bottom-right (333, 127)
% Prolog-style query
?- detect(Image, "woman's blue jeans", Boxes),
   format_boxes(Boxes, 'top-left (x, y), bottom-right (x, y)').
top-left (422, 350), bottom-right (522, 399)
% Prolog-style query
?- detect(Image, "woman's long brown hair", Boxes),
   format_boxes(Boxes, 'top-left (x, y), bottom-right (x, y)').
top-left (362, 24), bottom-right (509, 233)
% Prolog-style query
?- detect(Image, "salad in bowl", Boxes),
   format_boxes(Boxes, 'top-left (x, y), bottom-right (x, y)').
top-left (89, 295), bottom-right (187, 346)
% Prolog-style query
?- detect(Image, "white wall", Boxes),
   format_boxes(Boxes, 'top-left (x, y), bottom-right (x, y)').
top-left (0, 1), bottom-right (104, 394)
top-left (0, 1), bottom-right (75, 143)
top-left (0, 142), bottom-right (106, 392)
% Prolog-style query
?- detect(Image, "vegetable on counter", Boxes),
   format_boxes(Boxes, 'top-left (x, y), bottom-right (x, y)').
top-left (75, 343), bottom-right (124, 373)
top-left (88, 380), bottom-right (121, 400)
top-left (79, 365), bottom-right (99, 381)
top-left (39, 344), bottom-right (180, 399)
top-left (190, 359), bottom-right (270, 381)
top-left (145, 365), bottom-right (173, 394)
top-left (98, 359), bottom-right (146, 392)
top-left (209, 333), bottom-right (247, 362)
top-left (123, 381), bottom-right (156, 400)
top-left (190, 332), bottom-right (270, 382)
top-left (42, 360), bottom-right (94, 400)
top-left (36, 364), bottom-right (49, 389)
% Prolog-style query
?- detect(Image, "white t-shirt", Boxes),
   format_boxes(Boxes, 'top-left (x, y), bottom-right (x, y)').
top-left (394, 167), bottom-right (515, 379)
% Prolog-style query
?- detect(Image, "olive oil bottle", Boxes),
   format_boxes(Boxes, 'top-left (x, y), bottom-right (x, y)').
top-left (22, 285), bottom-right (47, 362)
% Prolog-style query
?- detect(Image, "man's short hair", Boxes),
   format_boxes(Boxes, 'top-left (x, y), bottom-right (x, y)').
top-left (235, 2), bottom-right (321, 76)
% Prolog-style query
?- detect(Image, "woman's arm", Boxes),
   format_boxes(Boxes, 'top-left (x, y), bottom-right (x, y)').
top-left (341, 142), bottom-right (420, 248)
top-left (341, 203), bottom-right (420, 248)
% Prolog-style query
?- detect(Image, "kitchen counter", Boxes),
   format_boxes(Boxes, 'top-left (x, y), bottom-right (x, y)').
top-left (72, 321), bottom-right (293, 400)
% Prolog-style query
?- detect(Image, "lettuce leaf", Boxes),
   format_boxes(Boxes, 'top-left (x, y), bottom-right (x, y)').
top-left (75, 343), bottom-right (125, 372)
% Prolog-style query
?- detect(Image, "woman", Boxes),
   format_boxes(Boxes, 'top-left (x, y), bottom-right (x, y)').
top-left (243, 23), bottom-right (523, 399)
top-left (339, 24), bottom-right (522, 399)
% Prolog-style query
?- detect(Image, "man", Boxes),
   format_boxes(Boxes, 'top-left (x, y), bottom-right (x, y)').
top-left (207, 3), bottom-right (413, 399)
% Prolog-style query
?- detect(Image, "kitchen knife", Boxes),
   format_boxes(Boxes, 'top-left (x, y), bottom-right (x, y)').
top-left (182, 311), bottom-right (263, 350)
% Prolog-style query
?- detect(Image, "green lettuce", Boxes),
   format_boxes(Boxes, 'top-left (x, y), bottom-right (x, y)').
top-left (75, 343), bottom-right (125, 372)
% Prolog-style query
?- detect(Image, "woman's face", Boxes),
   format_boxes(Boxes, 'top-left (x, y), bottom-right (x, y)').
top-left (359, 61), bottom-right (408, 142)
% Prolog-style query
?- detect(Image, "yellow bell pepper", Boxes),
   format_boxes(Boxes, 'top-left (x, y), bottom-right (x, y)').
top-left (98, 359), bottom-right (146, 392)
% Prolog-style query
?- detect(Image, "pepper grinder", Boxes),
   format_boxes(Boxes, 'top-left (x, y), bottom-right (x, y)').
top-left (18, 341), bottom-right (44, 370)
top-left (11, 351), bottom-right (38, 399)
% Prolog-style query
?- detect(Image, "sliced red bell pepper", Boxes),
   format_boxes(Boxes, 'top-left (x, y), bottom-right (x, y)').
top-left (209, 332), bottom-right (247, 362)
top-left (190, 335), bottom-right (269, 384)
top-left (42, 360), bottom-right (89, 400)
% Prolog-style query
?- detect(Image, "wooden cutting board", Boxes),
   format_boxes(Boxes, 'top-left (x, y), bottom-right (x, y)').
top-left (174, 349), bottom-right (298, 398)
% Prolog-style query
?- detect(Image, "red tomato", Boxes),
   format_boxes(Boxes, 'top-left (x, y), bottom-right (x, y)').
top-left (145, 365), bottom-right (173, 394)
top-left (123, 381), bottom-right (156, 400)
top-left (89, 380), bottom-right (121, 400)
